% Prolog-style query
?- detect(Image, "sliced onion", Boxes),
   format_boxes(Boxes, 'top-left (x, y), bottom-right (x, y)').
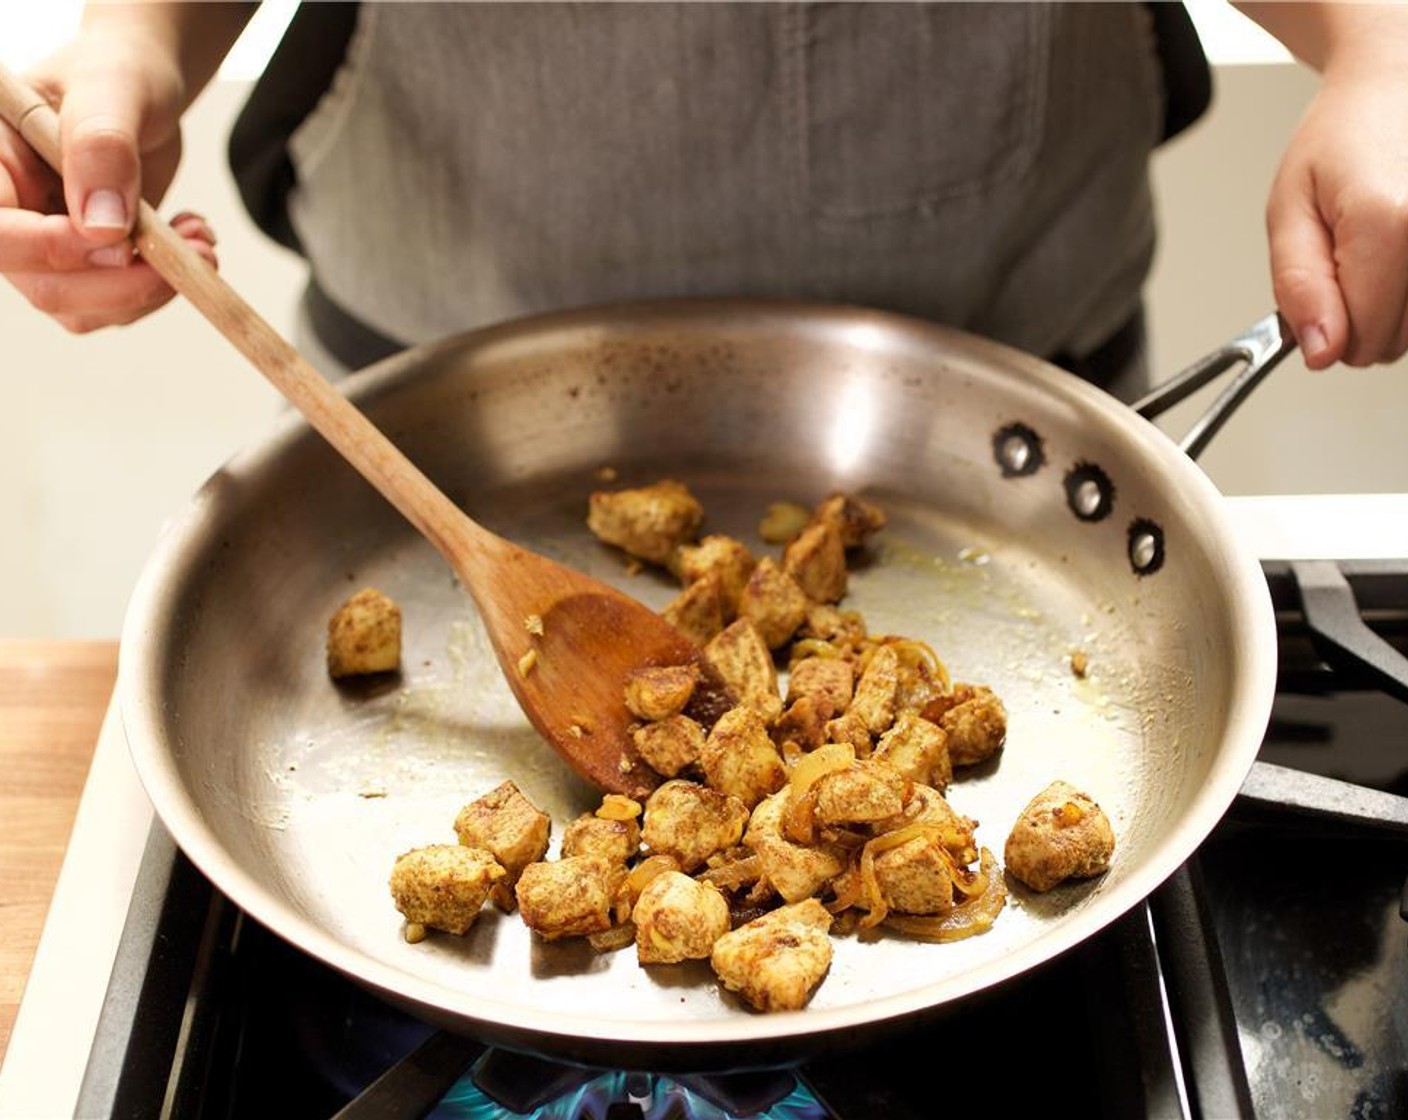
top-left (699, 853), bottom-right (763, 889)
top-left (597, 794), bottom-right (643, 821)
top-left (588, 922), bottom-right (637, 954)
top-left (788, 741), bottom-right (856, 797)
top-left (625, 854), bottom-right (679, 904)
top-left (883, 848), bottom-right (1006, 943)
top-left (856, 822), bottom-right (939, 929)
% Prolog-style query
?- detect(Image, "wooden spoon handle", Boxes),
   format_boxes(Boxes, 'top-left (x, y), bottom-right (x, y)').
top-left (0, 63), bottom-right (494, 569)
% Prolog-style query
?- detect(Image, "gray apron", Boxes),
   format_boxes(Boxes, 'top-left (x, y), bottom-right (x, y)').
top-left (285, 3), bottom-right (1164, 396)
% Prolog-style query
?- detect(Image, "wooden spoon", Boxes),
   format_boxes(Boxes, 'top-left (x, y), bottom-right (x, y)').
top-left (0, 66), bottom-right (692, 798)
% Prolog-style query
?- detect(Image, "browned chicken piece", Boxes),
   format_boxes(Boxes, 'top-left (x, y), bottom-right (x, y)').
top-left (703, 618), bottom-right (782, 724)
top-left (823, 709), bottom-right (873, 757)
top-left (699, 706), bottom-right (787, 808)
top-left (710, 898), bottom-right (834, 1012)
top-left (814, 759), bottom-right (908, 826)
top-left (389, 844), bottom-right (505, 936)
top-left (632, 713), bottom-right (705, 777)
top-left (327, 587), bottom-right (401, 678)
top-left (773, 695), bottom-right (830, 752)
top-left (744, 790), bottom-right (849, 903)
top-left (631, 870), bottom-right (731, 965)
top-left (453, 781), bottom-right (552, 909)
top-left (873, 832), bottom-right (958, 916)
top-left (672, 534), bottom-right (757, 618)
top-left (890, 783), bottom-right (979, 864)
top-left (894, 657), bottom-right (944, 717)
top-left (796, 603), bottom-right (868, 647)
top-left (850, 644), bottom-right (901, 735)
top-left (587, 479), bottom-right (704, 566)
top-left (624, 663), bottom-right (701, 721)
top-left (561, 812), bottom-right (640, 866)
top-left (737, 557), bottom-right (810, 650)
top-left (810, 492), bottom-right (887, 549)
top-left (515, 854), bottom-right (623, 940)
top-left (641, 779), bottom-right (751, 872)
top-left (927, 683), bottom-right (1007, 766)
top-left (786, 656), bottom-right (855, 716)
top-left (663, 572), bottom-right (726, 646)
top-left (874, 711), bottom-right (952, 792)
top-left (1004, 781), bottom-right (1115, 893)
top-left (781, 521), bottom-right (848, 604)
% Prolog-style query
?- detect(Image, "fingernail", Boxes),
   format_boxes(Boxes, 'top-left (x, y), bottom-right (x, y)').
top-left (83, 188), bottom-right (128, 230)
top-left (1302, 322), bottom-right (1330, 363)
top-left (86, 243), bottom-right (132, 268)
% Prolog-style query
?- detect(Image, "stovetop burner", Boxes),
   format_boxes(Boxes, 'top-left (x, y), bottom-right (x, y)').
top-left (427, 1055), bottom-right (826, 1120)
top-left (52, 556), bottom-right (1408, 1119)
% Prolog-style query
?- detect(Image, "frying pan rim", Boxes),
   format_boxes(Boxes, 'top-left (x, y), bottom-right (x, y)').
top-left (117, 297), bottom-right (1276, 1054)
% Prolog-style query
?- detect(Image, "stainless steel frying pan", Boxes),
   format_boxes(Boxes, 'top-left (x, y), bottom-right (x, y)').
top-left (119, 301), bottom-right (1288, 1069)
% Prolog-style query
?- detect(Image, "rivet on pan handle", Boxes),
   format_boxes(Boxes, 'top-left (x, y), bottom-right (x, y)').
top-left (1132, 312), bottom-right (1298, 461)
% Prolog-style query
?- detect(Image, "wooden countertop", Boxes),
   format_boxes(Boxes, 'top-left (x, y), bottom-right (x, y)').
top-left (0, 640), bottom-right (118, 1062)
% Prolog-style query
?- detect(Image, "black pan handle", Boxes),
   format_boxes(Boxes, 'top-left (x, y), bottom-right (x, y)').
top-left (1132, 312), bottom-right (1297, 461)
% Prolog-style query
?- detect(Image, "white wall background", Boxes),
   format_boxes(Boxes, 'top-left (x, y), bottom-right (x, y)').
top-left (2, 9), bottom-right (1406, 638)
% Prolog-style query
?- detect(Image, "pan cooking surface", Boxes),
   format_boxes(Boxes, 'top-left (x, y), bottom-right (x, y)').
top-left (121, 303), bottom-right (1270, 1059)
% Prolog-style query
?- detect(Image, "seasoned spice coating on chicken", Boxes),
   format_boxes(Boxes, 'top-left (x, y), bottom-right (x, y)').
top-left (587, 478), bottom-right (704, 565)
top-left (710, 898), bottom-right (834, 1012)
top-left (703, 618), bottom-right (782, 723)
top-left (632, 870), bottom-right (731, 965)
top-left (515, 854), bottom-right (623, 940)
top-left (738, 557), bottom-right (810, 650)
top-left (453, 780), bottom-right (552, 909)
top-left (641, 779), bottom-right (750, 872)
top-left (699, 706), bottom-right (788, 809)
top-left (1004, 781), bottom-right (1115, 892)
top-left (389, 844), bottom-right (506, 935)
top-left (672, 534), bottom-right (757, 618)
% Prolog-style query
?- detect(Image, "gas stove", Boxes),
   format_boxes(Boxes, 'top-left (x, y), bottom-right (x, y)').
top-left (3, 495), bottom-right (1407, 1120)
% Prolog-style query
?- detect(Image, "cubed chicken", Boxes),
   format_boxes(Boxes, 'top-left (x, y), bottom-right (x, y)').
top-left (823, 709), bottom-right (874, 756)
top-left (703, 619), bottom-right (782, 724)
top-left (773, 695), bottom-right (830, 752)
top-left (872, 831), bottom-right (958, 916)
top-left (515, 854), bottom-right (623, 940)
top-left (796, 603), bottom-right (868, 647)
top-left (389, 844), bottom-right (505, 936)
top-left (632, 870), bottom-right (731, 965)
top-left (781, 521), bottom-right (848, 604)
top-left (699, 706), bottom-right (787, 808)
top-left (632, 713), bottom-right (706, 777)
top-left (926, 683), bottom-right (1007, 766)
top-left (1004, 781), bottom-right (1115, 892)
top-left (737, 557), bottom-right (810, 649)
top-left (744, 790), bottom-right (849, 903)
top-left (641, 779), bottom-right (750, 871)
top-left (453, 780), bottom-right (553, 903)
top-left (561, 812), bottom-right (640, 866)
top-left (664, 573), bottom-right (726, 646)
top-left (587, 479), bottom-right (704, 566)
top-left (894, 656), bottom-right (945, 716)
top-left (874, 711), bottom-right (952, 791)
top-left (810, 492), bottom-right (887, 549)
top-left (877, 783), bottom-right (978, 865)
top-left (327, 587), bottom-right (401, 678)
top-left (786, 657), bottom-right (854, 716)
top-left (850, 645), bottom-right (900, 735)
top-left (814, 759), bottom-right (907, 826)
top-left (710, 899), bottom-right (834, 1012)
top-left (625, 663), bottom-right (701, 721)
top-left (672, 535), bottom-right (756, 618)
